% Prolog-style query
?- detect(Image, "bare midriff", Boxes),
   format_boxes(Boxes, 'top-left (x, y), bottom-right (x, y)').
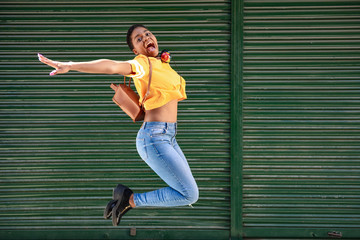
top-left (144, 99), bottom-right (178, 123)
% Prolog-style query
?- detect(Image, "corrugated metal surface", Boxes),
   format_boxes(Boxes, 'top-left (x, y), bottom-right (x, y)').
top-left (0, 1), bottom-right (231, 239)
top-left (242, 0), bottom-right (360, 238)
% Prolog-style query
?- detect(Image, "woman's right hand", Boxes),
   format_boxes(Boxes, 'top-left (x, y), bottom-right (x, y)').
top-left (38, 53), bottom-right (72, 76)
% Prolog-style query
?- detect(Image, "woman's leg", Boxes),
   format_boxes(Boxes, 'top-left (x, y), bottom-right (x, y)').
top-left (134, 122), bottom-right (198, 207)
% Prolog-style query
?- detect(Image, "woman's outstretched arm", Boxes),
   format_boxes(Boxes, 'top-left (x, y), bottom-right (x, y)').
top-left (38, 53), bottom-right (132, 76)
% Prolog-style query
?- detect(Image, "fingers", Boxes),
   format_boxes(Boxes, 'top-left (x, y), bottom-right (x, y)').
top-left (110, 83), bottom-right (118, 91)
top-left (49, 70), bottom-right (58, 76)
top-left (37, 53), bottom-right (59, 69)
top-left (38, 53), bottom-right (62, 76)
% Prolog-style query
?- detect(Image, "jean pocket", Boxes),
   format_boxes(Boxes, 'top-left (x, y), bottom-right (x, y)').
top-left (136, 138), bottom-right (147, 160)
top-left (150, 128), bottom-right (167, 137)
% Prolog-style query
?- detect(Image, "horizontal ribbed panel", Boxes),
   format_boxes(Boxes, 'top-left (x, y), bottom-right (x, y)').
top-left (0, 1), bottom-right (231, 239)
top-left (242, 0), bottom-right (360, 239)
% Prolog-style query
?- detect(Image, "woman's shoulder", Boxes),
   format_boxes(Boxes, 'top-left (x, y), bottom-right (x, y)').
top-left (133, 54), bottom-right (156, 66)
top-left (135, 54), bottom-right (161, 63)
top-left (134, 54), bottom-right (147, 60)
top-left (127, 54), bottom-right (150, 70)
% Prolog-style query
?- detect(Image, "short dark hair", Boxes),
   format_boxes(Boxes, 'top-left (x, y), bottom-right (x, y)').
top-left (127, 24), bottom-right (147, 51)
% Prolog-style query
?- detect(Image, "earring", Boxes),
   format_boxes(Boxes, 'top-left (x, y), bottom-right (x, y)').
top-left (160, 50), bottom-right (171, 63)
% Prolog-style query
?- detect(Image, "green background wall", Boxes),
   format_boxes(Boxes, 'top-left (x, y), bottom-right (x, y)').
top-left (238, 0), bottom-right (360, 239)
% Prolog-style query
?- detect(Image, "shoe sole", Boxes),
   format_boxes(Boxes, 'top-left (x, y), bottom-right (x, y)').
top-left (103, 199), bottom-right (117, 219)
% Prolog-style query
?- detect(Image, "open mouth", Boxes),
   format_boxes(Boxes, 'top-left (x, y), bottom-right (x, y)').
top-left (145, 42), bottom-right (156, 52)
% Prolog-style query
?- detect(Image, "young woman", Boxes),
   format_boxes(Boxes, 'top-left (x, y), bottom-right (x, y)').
top-left (38, 24), bottom-right (199, 226)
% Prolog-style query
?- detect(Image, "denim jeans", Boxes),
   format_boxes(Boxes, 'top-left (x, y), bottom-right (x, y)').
top-left (133, 122), bottom-right (199, 207)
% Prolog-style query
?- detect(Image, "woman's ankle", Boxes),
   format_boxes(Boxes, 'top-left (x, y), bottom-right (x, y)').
top-left (129, 194), bottom-right (136, 208)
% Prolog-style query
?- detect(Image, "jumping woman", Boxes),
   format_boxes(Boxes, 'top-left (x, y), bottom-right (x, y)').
top-left (38, 24), bottom-right (199, 226)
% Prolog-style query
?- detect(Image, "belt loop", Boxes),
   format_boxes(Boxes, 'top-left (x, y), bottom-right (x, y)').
top-left (142, 122), bottom-right (146, 129)
top-left (165, 122), bottom-right (168, 130)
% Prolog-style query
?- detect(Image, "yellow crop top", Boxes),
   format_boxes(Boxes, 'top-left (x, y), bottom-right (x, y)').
top-left (125, 54), bottom-right (187, 110)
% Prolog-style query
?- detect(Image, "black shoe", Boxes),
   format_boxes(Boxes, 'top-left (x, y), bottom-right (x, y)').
top-left (112, 186), bottom-right (133, 226)
top-left (103, 199), bottom-right (117, 219)
top-left (112, 184), bottom-right (132, 200)
top-left (103, 184), bottom-right (133, 224)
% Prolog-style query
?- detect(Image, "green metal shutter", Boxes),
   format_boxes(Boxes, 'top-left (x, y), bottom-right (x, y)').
top-left (242, 0), bottom-right (360, 239)
top-left (0, 1), bottom-right (231, 239)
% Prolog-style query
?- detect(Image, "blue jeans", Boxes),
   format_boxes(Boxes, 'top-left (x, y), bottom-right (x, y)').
top-left (133, 122), bottom-right (199, 207)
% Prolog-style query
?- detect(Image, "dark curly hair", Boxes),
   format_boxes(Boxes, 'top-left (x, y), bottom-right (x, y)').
top-left (126, 24), bottom-right (147, 51)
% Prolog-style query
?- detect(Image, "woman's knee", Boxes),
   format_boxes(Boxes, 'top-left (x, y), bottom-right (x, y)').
top-left (185, 183), bottom-right (199, 205)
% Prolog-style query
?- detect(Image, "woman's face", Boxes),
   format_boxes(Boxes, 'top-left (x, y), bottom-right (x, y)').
top-left (131, 27), bottom-right (159, 57)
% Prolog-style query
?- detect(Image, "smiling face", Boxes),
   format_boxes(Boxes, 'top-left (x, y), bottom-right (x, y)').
top-left (131, 27), bottom-right (159, 57)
